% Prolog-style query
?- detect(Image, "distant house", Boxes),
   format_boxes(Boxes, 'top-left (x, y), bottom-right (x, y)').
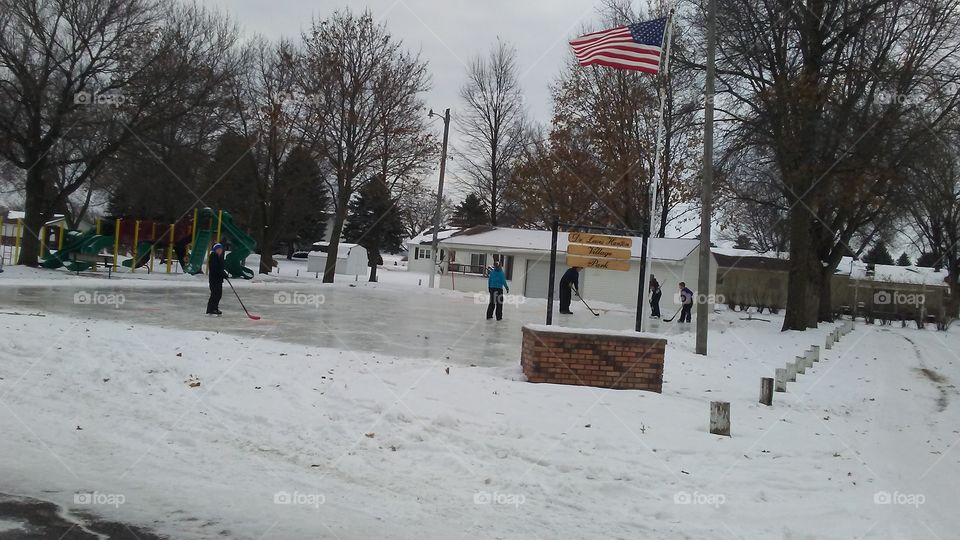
top-left (714, 247), bottom-right (953, 319)
top-left (1, 210), bottom-right (81, 265)
top-left (405, 227), bottom-right (461, 275)
top-left (423, 226), bottom-right (717, 312)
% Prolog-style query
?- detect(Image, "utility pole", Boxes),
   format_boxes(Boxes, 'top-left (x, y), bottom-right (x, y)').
top-left (428, 108), bottom-right (451, 289)
top-left (696, 0), bottom-right (716, 355)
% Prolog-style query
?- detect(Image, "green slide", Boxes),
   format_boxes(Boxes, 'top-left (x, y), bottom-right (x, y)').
top-left (41, 230), bottom-right (114, 271)
top-left (121, 241), bottom-right (154, 269)
top-left (182, 227), bottom-right (213, 275)
top-left (218, 210), bottom-right (256, 279)
top-left (180, 208), bottom-right (256, 279)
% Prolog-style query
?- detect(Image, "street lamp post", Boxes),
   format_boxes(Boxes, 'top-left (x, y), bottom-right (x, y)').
top-left (428, 107), bottom-right (451, 289)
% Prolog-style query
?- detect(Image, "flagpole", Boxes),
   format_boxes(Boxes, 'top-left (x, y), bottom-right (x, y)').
top-left (639, 7), bottom-right (675, 333)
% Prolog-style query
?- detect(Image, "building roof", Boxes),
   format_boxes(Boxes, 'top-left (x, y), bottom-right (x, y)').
top-left (838, 256), bottom-right (950, 287)
top-left (407, 227), bottom-right (462, 246)
top-left (437, 226), bottom-right (700, 262)
top-left (712, 247), bottom-right (951, 287)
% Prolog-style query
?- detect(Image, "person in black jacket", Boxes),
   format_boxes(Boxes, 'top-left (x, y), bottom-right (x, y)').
top-left (558, 266), bottom-right (581, 314)
top-left (206, 243), bottom-right (227, 315)
top-left (649, 274), bottom-right (662, 318)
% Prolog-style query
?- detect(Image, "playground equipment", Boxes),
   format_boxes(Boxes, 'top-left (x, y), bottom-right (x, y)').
top-left (33, 207), bottom-right (256, 279)
top-left (182, 208), bottom-right (256, 279)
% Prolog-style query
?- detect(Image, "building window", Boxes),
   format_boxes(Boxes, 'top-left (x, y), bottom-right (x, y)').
top-left (415, 247), bottom-right (432, 260)
top-left (470, 253), bottom-right (487, 269)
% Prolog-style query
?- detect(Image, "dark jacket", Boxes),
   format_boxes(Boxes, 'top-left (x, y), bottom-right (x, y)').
top-left (560, 268), bottom-right (579, 292)
top-left (208, 251), bottom-right (226, 284)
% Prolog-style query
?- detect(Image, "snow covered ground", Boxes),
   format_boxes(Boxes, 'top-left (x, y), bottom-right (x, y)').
top-left (0, 265), bottom-right (958, 539)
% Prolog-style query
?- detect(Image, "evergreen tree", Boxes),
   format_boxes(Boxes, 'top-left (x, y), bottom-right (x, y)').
top-left (451, 193), bottom-right (488, 228)
top-left (863, 242), bottom-right (895, 266)
top-left (916, 251), bottom-right (942, 270)
top-left (343, 177), bottom-right (405, 282)
top-left (733, 234), bottom-right (753, 250)
top-left (896, 252), bottom-right (911, 266)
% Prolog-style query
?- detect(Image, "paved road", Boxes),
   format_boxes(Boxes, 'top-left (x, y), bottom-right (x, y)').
top-left (0, 493), bottom-right (165, 539)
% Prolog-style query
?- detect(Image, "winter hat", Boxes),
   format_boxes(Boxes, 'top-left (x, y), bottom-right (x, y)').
top-left (212, 243), bottom-right (224, 251)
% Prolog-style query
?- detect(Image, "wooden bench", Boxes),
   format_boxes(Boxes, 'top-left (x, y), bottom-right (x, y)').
top-left (71, 252), bottom-right (114, 278)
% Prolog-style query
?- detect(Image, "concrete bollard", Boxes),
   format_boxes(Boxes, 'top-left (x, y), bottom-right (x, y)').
top-left (775, 368), bottom-right (787, 392)
top-left (760, 378), bottom-right (774, 406)
top-left (796, 355), bottom-right (806, 375)
top-left (825, 334), bottom-right (833, 350)
top-left (810, 345), bottom-right (820, 362)
top-left (786, 361), bottom-right (797, 382)
top-left (710, 401), bottom-right (731, 436)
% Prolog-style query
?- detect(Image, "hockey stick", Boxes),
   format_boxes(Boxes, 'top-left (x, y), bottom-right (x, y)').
top-left (574, 290), bottom-right (600, 317)
top-left (661, 306), bottom-right (683, 322)
top-left (225, 277), bottom-right (261, 320)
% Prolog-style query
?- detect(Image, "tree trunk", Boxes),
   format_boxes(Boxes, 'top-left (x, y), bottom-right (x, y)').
top-left (258, 225), bottom-right (274, 274)
top-left (323, 197), bottom-right (348, 283)
top-left (18, 164), bottom-right (48, 267)
top-left (782, 208), bottom-right (809, 331)
top-left (805, 253), bottom-right (821, 328)
top-left (818, 266), bottom-right (834, 322)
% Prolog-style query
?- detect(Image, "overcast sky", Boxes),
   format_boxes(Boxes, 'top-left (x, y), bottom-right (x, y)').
top-left (206, 0), bottom-right (614, 197)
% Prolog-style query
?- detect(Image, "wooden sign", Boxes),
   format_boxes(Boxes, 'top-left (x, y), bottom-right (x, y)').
top-left (567, 243), bottom-right (631, 260)
top-left (568, 232), bottom-right (633, 248)
top-left (566, 254), bottom-right (631, 272)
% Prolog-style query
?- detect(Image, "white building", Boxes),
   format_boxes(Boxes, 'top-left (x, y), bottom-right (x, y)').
top-left (405, 228), bottom-right (461, 275)
top-left (423, 226), bottom-right (717, 313)
top-left (307, 241), bottom-right (369, 277)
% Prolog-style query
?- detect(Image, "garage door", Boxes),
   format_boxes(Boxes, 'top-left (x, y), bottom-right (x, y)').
top-left (524, 257), bottom-right (576, 299)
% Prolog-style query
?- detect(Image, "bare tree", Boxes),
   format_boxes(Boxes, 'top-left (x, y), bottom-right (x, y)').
top-left (302, 9), bottom-right (431, 283)
top-left (0, 0), bottom-right (241, 266)
top-left (399, 180), bottom-right (452, 238)
top-left (690, 0), bottom-right (960, 330)
top-left (458, 40), bottom-right (526, 226)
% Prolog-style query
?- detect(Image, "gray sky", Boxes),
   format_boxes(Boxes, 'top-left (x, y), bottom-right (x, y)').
top-left (207, 0), bottom-right (610, 197)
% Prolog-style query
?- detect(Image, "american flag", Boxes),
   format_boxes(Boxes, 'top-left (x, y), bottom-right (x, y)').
top-left (569, 17), bottom-right (668, 74)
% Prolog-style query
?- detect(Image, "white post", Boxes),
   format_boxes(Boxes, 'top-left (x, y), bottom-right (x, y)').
top-left (796, 355), bottom-right (806, 375)
top-left (710, 401), bottom-right (730, 436)
top-left (639, 9), bottom-right (676, 333)
top-left (775, 368), bottom-right (787, 392)
top-left (786, 361), bottom-right (797, 382)
top-left (810, 345), bottom-right (820, 362)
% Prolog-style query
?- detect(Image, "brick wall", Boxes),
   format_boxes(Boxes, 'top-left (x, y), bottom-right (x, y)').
top-left (521, 325), bottom-right (666, 392)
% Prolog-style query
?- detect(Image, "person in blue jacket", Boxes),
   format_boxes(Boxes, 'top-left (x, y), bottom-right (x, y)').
top-left (486, 259), bottom-right (509, 320)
